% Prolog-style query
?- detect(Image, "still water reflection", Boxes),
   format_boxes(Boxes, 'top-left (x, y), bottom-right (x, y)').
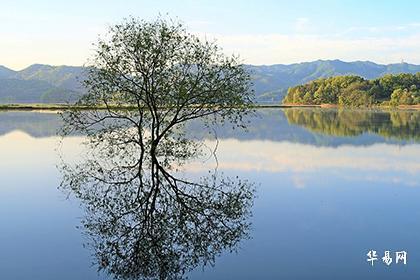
top-left (58, 107), bottom-right (255, 279)
top-left (0, 108), bottom-right (419, 279)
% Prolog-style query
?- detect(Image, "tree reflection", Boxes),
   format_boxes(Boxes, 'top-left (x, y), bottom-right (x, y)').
top-left (58, 112), bottom-right (254, 280)
top-left (285, 108), bottom-right (420, 141)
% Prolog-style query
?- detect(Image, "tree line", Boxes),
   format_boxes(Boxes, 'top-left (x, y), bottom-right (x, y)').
top-left (283, 73), bottom-right (420, 106)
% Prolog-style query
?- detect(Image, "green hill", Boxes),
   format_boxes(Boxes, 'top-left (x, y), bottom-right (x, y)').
top-left (283, 73), bottom-right (420, 106)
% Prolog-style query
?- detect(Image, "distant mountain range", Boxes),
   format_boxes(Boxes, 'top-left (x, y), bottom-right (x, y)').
top-left (1, 60), bottom-right (420, 104)
top-left (0, 64), bottom-right (85, 103)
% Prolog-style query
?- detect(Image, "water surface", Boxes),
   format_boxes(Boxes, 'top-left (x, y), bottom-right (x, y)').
top-left (0, 108), bottom-right (419, 279)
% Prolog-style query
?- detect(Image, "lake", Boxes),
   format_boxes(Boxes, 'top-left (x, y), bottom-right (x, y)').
top-left (0, 108), bottom-right (419, 279)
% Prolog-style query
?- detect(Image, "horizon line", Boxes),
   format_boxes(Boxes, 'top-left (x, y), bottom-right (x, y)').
top-left (1, 58), bottom-right (418, 72)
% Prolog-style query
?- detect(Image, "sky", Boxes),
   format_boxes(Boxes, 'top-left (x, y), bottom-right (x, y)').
top-left (1, 0), bottom-right (420, 70)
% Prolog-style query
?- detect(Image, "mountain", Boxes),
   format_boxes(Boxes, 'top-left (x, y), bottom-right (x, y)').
top-left (0, 66), bottom-right (16, 79)
top-left (0, 78), bottom-right (80, 103)
top-left (0, 60), bottom-right (420, 104)
top-left (0, 64), bottom-right (85, 103)
top-left (13, 64), bottom-right (85, 92)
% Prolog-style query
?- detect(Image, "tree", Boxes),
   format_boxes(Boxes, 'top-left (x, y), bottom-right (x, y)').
top-left (63, 16), bottom-right (254, 155)
top-left (338, 81), bottom-right (373, 107)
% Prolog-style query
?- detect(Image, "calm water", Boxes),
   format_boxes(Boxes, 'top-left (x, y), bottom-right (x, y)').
top-left (0, 108), bottom-right (419, 279)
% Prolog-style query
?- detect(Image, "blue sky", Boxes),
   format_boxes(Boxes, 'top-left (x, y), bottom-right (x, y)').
top-left (1, 0), bottom-right (420, 69)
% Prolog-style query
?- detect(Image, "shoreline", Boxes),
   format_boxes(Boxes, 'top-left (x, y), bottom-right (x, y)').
top-left (0, 103), bottom-right (419, 111)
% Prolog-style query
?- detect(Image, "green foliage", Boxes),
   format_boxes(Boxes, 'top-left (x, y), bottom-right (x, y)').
top-left (283, 72), bottom-right (420, 106)
top-left (390, 88), bottom-right (420, 105)
top-left (338, 82), bottom-right (373, 107)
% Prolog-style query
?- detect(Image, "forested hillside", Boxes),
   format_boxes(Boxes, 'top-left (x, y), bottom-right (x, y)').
top-left (283, 73), bottom-right (420, 106)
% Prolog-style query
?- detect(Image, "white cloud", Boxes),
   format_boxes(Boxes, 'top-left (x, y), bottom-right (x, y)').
top-left (3, 19), bottom-right (420, 69)
top-left (198, 32), bottom-right (420, 65)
